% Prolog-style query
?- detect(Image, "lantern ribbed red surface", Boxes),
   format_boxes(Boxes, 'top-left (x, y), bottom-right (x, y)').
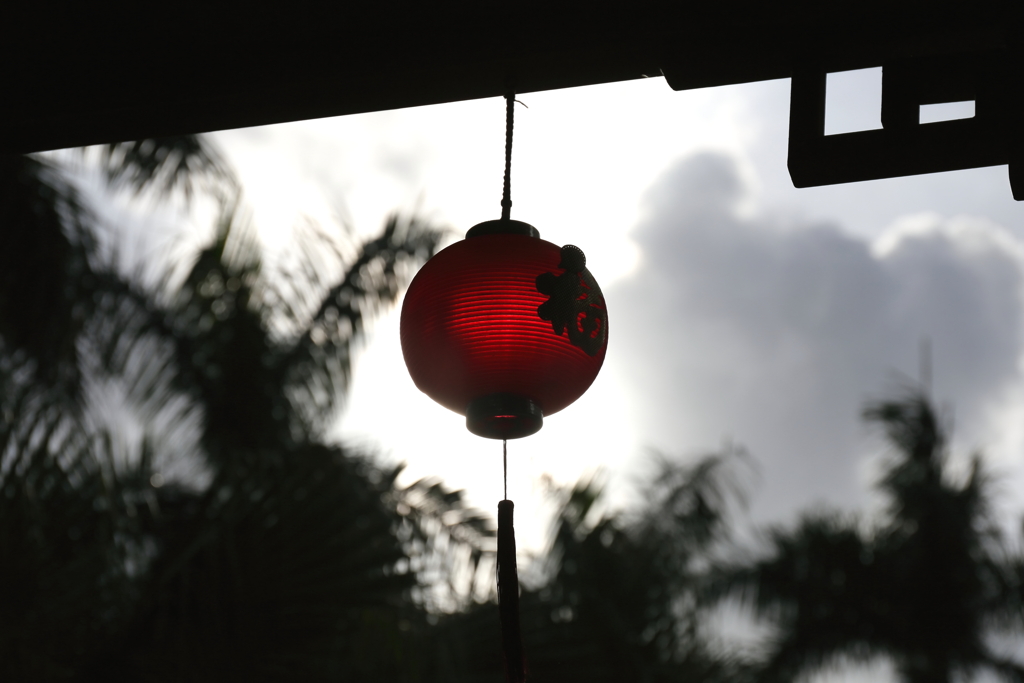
top-left (400, 231), bottom-right (607, 437)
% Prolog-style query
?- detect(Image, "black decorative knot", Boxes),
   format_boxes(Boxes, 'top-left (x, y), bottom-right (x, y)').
top-left (536, 245), bottom-right (607, 356)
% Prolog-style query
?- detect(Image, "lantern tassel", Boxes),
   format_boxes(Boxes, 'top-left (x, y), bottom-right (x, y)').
top-left (497, 499), bottom-right (526, 682)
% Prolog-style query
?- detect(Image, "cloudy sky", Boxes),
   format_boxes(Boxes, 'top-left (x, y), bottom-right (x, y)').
top-left (206, 70), bottom-right (1024, 579)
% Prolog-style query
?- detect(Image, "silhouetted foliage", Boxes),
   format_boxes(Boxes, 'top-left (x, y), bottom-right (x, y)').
top-left (89, 135), bottom-right (237, 202)
top-left (0, 154), bottom-right (96, 395)
top-left (712, 389), bottom-right (1024, 683)
top-left (0, 138), bottom-right (498, 681)
top-left (19, 131), bottom-right (1018, 683)
top-left (426, 453), bottom-right (748, 683)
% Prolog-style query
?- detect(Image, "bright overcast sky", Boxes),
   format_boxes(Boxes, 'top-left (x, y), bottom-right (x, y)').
top-left (207, 71), bottom-right (1024, 593)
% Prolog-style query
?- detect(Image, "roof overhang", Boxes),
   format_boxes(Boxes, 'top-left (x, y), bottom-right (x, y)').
top-left (3, 1), bottom-right (1021, 193)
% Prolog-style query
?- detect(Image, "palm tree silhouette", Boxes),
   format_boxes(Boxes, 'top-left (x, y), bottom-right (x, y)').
top-left (424, 454), bottom-right (747, 683)
top-left (712, 389), bottom-right (1024, 683)
top-left (0, 137), bottom-right (494, 681)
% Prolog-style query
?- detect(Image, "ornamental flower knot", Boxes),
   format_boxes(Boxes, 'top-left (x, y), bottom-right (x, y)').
top-left (535, 245), bottom-right (607, 356)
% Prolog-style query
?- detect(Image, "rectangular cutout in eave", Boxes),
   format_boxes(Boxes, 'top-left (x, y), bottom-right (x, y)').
top-left (920, 101), bottom-right (975, 124)
top-left (825, 67), bottom-right (883, 135)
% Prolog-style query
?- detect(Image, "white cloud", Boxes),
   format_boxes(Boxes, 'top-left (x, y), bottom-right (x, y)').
top-left (611, 152), bottom-right (1024, 523)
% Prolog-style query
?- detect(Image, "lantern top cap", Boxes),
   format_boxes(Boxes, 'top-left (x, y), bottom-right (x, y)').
top-left (466, 219), bottom-right (540, 239)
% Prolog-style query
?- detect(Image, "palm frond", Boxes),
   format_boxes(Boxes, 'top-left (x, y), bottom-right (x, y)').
top-left (284, 213), bottom-right (445, 433)
top-left (156, 201), bottom-right (295, 471)
top-left (710, 513), bottom-right (893, 683)
top-left (493, 453), bottom-right (747, 682)
top-left (864, 389), bottom-right (948, 528)
top-left (0, 154), bottom-right (97, 396)
top-left (85, 443), bottom-right (427, 681)
top-left (633, 448), bottom-right (753, 560)
top-left (0, 406), bottom-right (142, 680)
top-left (87, 135), bottom-right (237, 203)
top-left (393, 474), bottom-right (495, 611)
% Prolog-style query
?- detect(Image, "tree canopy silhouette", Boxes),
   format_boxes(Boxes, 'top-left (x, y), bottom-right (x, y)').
top-left (423, 454), bottom-right (748, 683)
top-left (10, 133), bottom-right (1018, 683)
top-left (712, 389), bottom-right (1024, 683)
top-left (0, 138), bottom-right (497, 681)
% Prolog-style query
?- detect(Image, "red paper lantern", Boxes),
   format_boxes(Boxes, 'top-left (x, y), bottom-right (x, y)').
top-left (400, 219), bottom-right (608, 440)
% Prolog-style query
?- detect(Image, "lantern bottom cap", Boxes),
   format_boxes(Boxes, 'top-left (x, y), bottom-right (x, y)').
top-left (466, 393), bottom-right (543, 440)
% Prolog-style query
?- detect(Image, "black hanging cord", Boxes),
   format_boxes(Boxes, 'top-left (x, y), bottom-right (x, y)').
top-left (501, 90), bottom-right (514, 221)
top-left (496, 89), bottom-right (526, 682)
